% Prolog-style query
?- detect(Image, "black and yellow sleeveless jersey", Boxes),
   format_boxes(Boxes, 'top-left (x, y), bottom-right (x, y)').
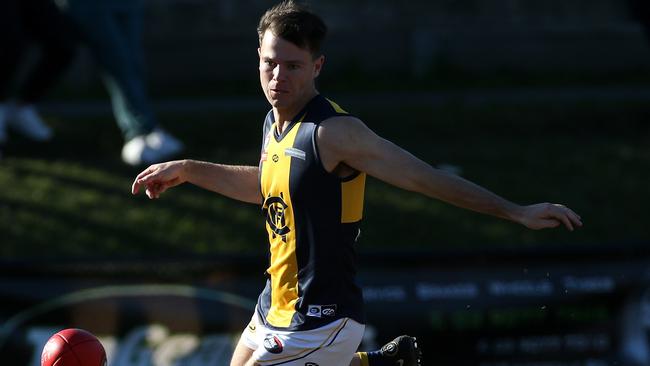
top-left (257, 94), bottom-right (366, 331)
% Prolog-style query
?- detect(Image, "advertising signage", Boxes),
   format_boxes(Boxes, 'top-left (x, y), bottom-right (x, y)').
top-left (1, 254), bottom-right (650, 366)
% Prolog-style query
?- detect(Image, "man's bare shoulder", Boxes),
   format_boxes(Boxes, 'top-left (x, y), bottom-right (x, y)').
top-left (320, 115), bottom-right (364, 127)
top-left (317, 115), bottom-right (367, 145)
top-left (316, 115), bottom-right (380, 170)
top-left (314, 116), bottom-right (370, 172)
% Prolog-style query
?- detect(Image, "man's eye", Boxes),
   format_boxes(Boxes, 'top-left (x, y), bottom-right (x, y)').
top-left (288, 64), bottom-right (299, 70)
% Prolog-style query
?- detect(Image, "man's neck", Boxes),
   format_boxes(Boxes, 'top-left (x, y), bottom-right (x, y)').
top-left (273, 91), bottom-right (318, 133)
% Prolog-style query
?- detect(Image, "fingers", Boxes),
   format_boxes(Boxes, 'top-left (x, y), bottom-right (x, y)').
top-left (524, 203), bottom-right (583, 231)
top-left (551, 204), bottom-right (582, 231)
top-left (145, 183), bottom-right (162, 199)
top-left (146, 178), bottom-right (182, 199)
top-left (132, 164), bottom-right (170, 198)
top-left (560, 214), bottom-right (574, 231)
top-left (132, 166), bottom-right (156, 195)
top-left (565, 207), bottom-right (583, 228)
top-left (135, 168), bottom-right (183, 199)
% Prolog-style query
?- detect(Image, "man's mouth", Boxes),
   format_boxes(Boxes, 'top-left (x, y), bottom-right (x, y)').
top-left (270, 88), bottom-right (287, 94)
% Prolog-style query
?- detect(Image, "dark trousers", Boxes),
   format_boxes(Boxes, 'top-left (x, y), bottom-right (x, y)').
top-left (66, 0), bottom-right (157, 139)
top-left (629, 0), bottom-right (650, 41)
top-left (0, 0), bottom-right (76, 103)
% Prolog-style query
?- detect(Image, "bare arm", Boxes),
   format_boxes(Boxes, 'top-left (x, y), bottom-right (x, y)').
top-left (317, 117), bottom-right (582, 230)
top-left (131, 159), bottom-right (260, 204)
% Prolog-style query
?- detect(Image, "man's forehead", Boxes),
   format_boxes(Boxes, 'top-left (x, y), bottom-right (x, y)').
top-left (260, 30), bottom-right (311, 60)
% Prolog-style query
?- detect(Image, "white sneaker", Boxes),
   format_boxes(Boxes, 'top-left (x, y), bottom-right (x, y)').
top-left (121, 128), bottom-right (184, 166)
top-left (121, 135), bottom-right (147, 166)
top-left (7, 104), bottom-right (53, 141)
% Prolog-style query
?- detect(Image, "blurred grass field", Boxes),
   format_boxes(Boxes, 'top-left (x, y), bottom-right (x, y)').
top-left (0, 98), bottom-right (648, 260)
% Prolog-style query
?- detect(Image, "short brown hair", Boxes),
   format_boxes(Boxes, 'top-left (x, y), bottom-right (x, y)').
top-left (257, 0), bottom-right (327, 57)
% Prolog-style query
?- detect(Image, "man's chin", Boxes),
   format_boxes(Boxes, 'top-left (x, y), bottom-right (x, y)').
top-left (269, 98), bottom-right (290, 109)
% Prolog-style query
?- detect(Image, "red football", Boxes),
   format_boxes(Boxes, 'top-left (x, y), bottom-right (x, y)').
top-left (41, 328), bottom-right (107, 366)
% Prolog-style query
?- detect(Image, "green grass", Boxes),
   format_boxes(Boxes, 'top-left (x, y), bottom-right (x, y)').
top-left (0, 100), bottom-right (648, 260)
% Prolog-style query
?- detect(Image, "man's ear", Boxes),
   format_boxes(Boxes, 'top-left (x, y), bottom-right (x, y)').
top-left (313, 55), bottom-right (325, 78)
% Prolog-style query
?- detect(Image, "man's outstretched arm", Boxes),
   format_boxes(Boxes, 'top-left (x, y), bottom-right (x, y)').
top-left (131, 160), bottom-right (261, 204)
top-left (317, 117), bottom-right (582, 231)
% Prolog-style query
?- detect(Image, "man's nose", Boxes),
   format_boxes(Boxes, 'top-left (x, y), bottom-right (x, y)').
top-left (273, 64), bottom-right (287, 81)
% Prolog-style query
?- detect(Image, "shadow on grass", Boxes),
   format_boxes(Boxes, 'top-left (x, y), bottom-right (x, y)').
top-left (0, 100), bottom-right (648, 260)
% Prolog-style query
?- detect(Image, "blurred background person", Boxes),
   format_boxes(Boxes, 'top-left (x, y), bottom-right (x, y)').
top-left (628, 0), bottom-right (650, 40)
top-left (0, 0), bottom-right (76, 145)
top-left (60, 0), bottom-right (184, 166)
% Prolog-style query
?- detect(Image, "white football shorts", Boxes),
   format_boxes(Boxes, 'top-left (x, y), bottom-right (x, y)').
top-left (240, 310), bottom-right (365, 366)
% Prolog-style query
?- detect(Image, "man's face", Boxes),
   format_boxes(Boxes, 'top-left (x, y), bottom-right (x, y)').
top-left (258, 30), bottom-right (324, 114)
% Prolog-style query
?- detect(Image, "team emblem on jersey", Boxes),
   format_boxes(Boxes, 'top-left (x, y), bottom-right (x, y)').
top-left (263, 335), bottom-right (284, 354)
top-left (263, 192), bottom-right (290, 242)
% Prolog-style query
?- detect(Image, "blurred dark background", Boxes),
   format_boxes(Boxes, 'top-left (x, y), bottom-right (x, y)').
top-left (61, 0), bottom-right (650, 93)
top-left (1, 1), bottom-right (650, 365)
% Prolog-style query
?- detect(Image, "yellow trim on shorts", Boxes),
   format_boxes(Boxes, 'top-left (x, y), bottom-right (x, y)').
top-left (256, 318), bottom-right (349, 364)
top-left (357, 352), bottom-right (370, 366)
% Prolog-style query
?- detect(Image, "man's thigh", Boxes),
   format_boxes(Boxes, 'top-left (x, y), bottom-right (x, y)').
top-left (231, 311), bottom-right (261, 366)
top-left (230, 336), bottom-right (256, 366)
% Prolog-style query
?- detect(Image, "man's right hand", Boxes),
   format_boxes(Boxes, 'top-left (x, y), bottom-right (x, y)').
top-left (131, 160), bottom-right (187, 199)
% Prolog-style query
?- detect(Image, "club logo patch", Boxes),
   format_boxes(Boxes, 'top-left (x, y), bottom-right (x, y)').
top-left (263, 335), bottom-right (284, 354)
top-left (262, 192), bottom-right (290, 242)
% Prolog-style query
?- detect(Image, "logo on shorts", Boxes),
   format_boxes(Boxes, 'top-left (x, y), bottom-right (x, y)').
top-left (263, 335), bottom-right (284, 354)
top-left (307, 304), bottom-right (337, 318)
